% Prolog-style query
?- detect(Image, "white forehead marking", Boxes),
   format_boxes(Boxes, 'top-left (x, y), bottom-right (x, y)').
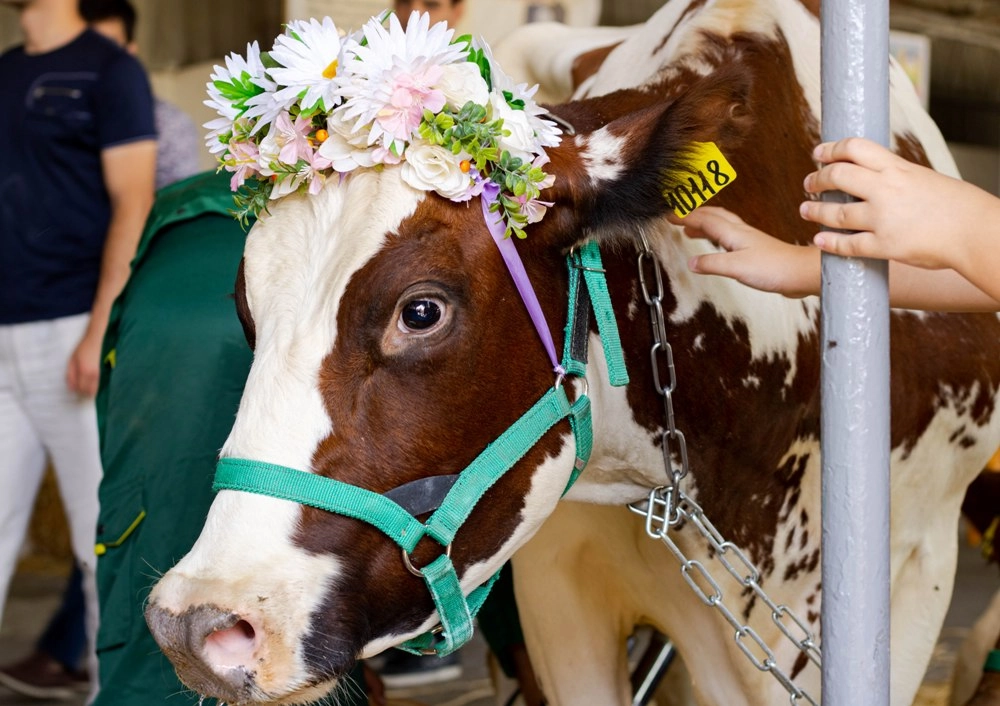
top-left (222, 168), bottom-right (423, 469)
top-left (157, 169), bottom-right (426, 691)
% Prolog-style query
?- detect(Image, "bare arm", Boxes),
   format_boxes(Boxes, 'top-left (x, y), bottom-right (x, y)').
top-left (682, 206), bottom-right (1000, 312)
top-left (881, 264), bottom-right (999, 312)
top-left (66, 139), bottom-right (156, 396)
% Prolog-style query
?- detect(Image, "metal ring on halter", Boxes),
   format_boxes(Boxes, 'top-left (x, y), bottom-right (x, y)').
top-left (401, 544), bottom-right (452, 577)
top-left (554, 373), bottom-right (589, 399)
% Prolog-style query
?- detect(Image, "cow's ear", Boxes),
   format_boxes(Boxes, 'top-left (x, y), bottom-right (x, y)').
top-left (538, 62), bottom-right (754, 248)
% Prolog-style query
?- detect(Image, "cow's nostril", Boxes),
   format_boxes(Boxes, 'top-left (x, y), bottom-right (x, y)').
top-left (203, 619), bottom-right (259, 668)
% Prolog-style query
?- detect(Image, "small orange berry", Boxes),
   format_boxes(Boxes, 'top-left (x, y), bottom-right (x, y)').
top-left (315, 129), bottom-right (329, 143)
top-left (459, 160), bottom-right (471, 173)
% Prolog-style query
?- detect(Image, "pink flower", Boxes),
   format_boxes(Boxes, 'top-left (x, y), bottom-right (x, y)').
top-left (375, 65), bottom-right (445, 143)
top-left (227, 139), bottom-right (261, 190)
top-left (532, 153), bottom-right (556, 190)
top-left (518, 194), bottom-right (554, 224)
top-left (454, 167), bottom-right (486, 202)
top-left (370, 144), bottom-right (404, 166)
top-left (305, 151), bottom-right (333, 195)
top-left (265, 111), bottom-right (315, 166)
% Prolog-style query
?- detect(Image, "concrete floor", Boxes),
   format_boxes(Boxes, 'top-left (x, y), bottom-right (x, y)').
top-left (0, 530), bottom-right (995, 706)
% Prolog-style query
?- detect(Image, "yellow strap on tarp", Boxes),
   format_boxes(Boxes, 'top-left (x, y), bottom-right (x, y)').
top-left (94, 510), bottom-right (146, 556)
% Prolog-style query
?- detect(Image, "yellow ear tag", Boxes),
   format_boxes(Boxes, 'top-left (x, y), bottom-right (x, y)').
top-left (665, 141), bottom-right (737, 218)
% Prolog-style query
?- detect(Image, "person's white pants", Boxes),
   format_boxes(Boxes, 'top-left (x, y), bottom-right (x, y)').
top-left (0, 314), bottom-right (101, 680)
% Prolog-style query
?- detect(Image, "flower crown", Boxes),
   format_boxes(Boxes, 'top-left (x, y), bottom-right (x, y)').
top-left (206, 11), bottom-right (562, 238)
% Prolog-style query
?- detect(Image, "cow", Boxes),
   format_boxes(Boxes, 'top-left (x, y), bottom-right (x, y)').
top-left (144, 0), bottom-right (1000, 704)
top-left (951, 469), bottom-right (1000, 706)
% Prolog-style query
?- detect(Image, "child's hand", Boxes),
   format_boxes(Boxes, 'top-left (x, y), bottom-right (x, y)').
top-left (800, 137), bottom-right (989, 273)
top-left (678, 207), bottom-right (820, 298)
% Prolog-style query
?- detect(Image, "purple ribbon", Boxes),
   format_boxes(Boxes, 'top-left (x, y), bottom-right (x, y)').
top-left (480, 184), bottom-right (565, 376)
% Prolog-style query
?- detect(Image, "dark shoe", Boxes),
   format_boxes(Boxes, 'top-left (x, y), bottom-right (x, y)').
top-left (379, 649), bottom-right (462, 689)
top-left (0, 652), bottom-right (89, 701)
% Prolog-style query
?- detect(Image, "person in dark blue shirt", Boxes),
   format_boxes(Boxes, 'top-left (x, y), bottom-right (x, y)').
top-left (84, 0), bottom-right (201, 190)
top-left (0, 0), bottom-right (156, 699)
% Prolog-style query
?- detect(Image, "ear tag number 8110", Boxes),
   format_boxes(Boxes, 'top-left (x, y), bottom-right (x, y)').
top-left (665, 142), bottom-right (737, 218)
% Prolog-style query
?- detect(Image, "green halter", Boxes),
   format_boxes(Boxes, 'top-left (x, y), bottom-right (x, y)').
top-left (212, 240), bottom-right (629, 656)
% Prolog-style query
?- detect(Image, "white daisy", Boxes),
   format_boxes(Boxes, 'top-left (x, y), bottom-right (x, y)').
top-left (243, 91), bottom-right (293, 136)
top-left (477, 39), bottom-right (562, 151)
top-left (200, 10), bottom-right (560, 231)
top-left (204, 115), bottom-right (233, 155)
top-left (268, 17), bottom-right (346, 113)
top-left (335, 12), bottom-right (469, 152)
top-left (204, 41), bottom-right (273, 121)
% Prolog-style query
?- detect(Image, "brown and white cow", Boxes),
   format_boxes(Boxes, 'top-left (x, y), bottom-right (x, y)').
top-left (145, 0), bottom-right (1000, 704)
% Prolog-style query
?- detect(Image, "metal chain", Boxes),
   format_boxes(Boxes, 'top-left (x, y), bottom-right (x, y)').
top-left (627, 230), bottom-right (821, 705)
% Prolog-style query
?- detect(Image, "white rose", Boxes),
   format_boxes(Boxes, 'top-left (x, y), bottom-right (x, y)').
top-left (318, 114), bottom-right (376, 172)
top-left (490, 93), bottom-right (537, 163)
top-left (437, 62), bottom-right (490, 111)
top-left (401, 143), bottom-right (471, 200)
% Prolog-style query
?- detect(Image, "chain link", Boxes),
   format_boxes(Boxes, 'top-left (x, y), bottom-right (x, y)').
top-left (627, 231), bottom-right (821, 705)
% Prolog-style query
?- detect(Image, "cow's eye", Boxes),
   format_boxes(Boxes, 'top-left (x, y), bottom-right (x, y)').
top-left (383, 287), bottom-right (454, 354)
top-left (400, 299), bottom-right (442, 332)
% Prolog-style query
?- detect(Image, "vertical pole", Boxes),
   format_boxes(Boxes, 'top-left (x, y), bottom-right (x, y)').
top-left (819, 0), bottom-right (892, 703)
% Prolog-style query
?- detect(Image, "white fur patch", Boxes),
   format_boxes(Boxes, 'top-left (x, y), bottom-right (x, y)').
top-left (221, 169), bottom-right (421, 467)
top-left (565, 338), bottom-right (672, 502)
top-left (575, 129), bottom-right (627, 183)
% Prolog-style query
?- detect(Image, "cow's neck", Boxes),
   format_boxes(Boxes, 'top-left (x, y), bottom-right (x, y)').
top-left (565, 224), bottom-right (822, 522)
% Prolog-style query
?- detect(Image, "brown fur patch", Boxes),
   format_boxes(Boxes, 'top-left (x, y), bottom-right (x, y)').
top-left (571, 43), bottom-right (622, 90)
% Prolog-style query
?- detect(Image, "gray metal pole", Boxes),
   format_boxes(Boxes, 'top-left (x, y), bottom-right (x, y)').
top-left (819, 0), bottom-right (892, 703)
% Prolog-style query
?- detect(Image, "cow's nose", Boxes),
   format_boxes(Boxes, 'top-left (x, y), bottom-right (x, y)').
top-left (146, 602), bottom-right (244, 655)
top-left (145, 602), bottom-right (262, 699)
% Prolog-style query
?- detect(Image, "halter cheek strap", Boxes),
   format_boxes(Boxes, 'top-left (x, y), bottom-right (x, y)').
top-left (212, 240), bottom-right (628, 657)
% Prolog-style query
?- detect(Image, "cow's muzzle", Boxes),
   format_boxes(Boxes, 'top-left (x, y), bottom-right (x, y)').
top-left (145, 602), bottom-right (263, 703)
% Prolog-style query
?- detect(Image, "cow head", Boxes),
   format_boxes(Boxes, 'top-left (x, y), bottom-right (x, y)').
top-left (145, 11), bottom-right (760, 705)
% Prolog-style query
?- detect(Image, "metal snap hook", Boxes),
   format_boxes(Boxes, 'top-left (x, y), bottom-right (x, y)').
top-left (401, 544), bottom-right (452, 577)
top-left (416, 626), bottom-right (447, 655)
